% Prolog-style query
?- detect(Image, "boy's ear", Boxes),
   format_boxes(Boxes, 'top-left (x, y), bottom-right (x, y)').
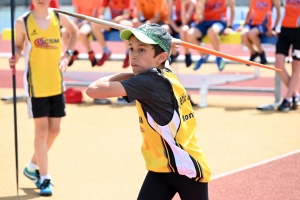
top-left (158, 52), bottom-right (169, 64)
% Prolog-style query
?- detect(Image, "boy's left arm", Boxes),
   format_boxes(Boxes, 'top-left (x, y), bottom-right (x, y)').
top-left (86, 73), bottom-right (135, 99)
top-left (227, 0), bottom-right (235, 28)
top-left (195, 0), bottom-right (206, 23)
top-left (265, 0), bottom-right (281, 36)
top-left (58, 13), bottom-right (79, 72)
top-left (272, 0), bottom-right (281, 31)
top-left (181, 0), bottom-right (196, 25)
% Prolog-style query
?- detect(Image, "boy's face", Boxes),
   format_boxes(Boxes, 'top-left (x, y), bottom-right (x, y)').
top-left (128, 36), bottom-right (167, 75)
top-left (32, 0), bottom-right (51, 8)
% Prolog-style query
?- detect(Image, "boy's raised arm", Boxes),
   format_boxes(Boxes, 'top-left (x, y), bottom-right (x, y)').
top-left (86, 73), bottom-right (134, 99)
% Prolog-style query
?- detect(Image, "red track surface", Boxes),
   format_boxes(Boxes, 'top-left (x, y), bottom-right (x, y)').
top-left (172, 152), bottom-right (300, 200)
top-left (209, 152), bottom-right (300, 200)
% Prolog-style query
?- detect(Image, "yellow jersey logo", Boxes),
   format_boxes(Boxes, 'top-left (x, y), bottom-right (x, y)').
top-left (34, 37), bottom-right (59, 49)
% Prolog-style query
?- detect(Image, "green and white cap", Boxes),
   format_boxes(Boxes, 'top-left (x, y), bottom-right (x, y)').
top-left (120, 24), bottom-right (172, 55)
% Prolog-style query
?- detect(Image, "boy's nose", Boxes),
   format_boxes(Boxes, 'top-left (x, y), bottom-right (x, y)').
top-left (130, 53), bottom-right (136, 59)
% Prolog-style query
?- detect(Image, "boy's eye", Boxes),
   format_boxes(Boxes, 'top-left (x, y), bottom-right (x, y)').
top-left (128, 48), bottom-right (146, 52)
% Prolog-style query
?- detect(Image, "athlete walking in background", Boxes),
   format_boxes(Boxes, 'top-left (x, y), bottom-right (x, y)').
top-left (8, 0), bottom-right (78, 195)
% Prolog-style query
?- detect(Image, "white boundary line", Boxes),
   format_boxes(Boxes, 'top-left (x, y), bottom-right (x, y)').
top-left (212, 149), bottom-right (300, 180)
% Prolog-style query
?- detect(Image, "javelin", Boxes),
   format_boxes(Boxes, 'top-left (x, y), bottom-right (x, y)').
top-left (54, 9), bottom-right (281, 72)
top-left (10, 0), bottom-right (19, 196)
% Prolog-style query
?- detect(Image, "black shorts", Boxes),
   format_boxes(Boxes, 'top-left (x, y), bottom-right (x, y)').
top-left (26, 93), bottom-right (66, 118)
top-left (276, 27), bottom-right (300, 60)
top-left (137, 171), bottom-right (209, 200)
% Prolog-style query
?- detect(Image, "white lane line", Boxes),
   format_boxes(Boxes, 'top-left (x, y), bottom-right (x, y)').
top-left (212, 149), bottom-right (300, 180)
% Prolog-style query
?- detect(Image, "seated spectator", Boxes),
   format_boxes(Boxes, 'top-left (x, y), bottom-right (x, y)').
top-left (239, 0), bottom-right (281, 65)
top-left (91, 0), bottom-right (135, 68)
top-left (132, 0), bottom-right (168, 28)
top-left (162, 0), bottom-right (197, 67)
top-left (186, 0), bottom-right (235, 71)
top-left (61, 0), bottom-right (100, 67)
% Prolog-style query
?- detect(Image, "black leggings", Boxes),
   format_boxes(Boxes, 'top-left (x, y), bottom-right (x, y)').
top-left (137, 171), bottom-right (209, 200)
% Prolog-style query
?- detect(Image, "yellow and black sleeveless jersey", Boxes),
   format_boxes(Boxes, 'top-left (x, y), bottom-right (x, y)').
top-left (23, 9), bottom-right (64, 97)
top-left (135, 68), bottom-right (211, 182)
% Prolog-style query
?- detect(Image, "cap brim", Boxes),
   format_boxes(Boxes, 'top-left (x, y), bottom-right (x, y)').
top-left (120, 29), bottom-right (158, 44)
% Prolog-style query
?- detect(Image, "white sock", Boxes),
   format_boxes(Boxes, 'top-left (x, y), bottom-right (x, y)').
top-left (28, 161), bottom-right (38, 171)
top-left (40, 174), bottom-right (52, 183)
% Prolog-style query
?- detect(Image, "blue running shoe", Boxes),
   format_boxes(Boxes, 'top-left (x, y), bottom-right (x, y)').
top-left (216, 57), bottom-right (226, 71)
top-left (40, 179), bottom-right (53, 196)
top-left (23, 166), bottom-right (41, 188)
top-left (194, 54), bottom-right (209, 71)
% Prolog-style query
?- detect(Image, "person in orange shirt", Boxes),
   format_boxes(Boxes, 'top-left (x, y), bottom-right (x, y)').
top-left (61, 0), bottom-right (100, 67)
top-left (91, 0), bottom-right (134, 68)
top-left (162, 0), bottom-right (197, 67)
top-left (186, 0), bottom-right (235, 71)
top-left (240, 0), bottom-right (281, 65)
top-left (275, 0), bottom-right (300, 111)
top-left (133, 0), bottom-right (168, 28)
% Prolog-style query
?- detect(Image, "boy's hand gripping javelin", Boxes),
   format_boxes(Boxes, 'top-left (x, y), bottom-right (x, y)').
top-left (54, 9), bottom-right (281, 72)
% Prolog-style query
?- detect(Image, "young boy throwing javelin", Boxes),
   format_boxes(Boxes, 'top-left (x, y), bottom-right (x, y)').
top-left (8, 0), bottom-right (78, 196)
top-left (86, 24), bottom-right (211, 200)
